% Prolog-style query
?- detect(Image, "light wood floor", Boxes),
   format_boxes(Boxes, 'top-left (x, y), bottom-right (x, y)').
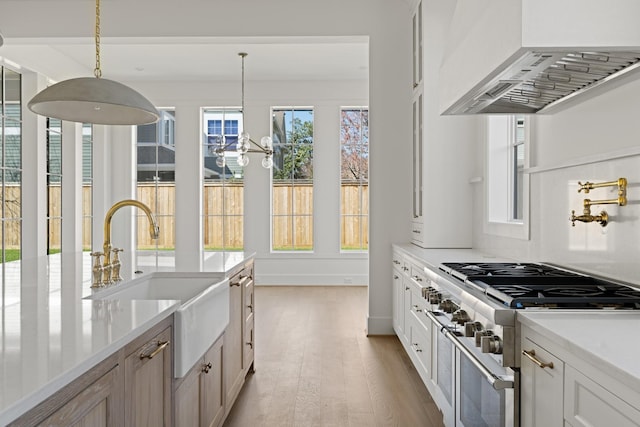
top-left (223, 286), bottom-right (445, 427)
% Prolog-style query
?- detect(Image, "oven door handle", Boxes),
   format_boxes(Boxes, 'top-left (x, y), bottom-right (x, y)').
top-left (425, 311), bottom-right (514, 391)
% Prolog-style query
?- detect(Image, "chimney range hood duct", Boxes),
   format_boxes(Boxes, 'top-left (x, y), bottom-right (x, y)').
top-left (440, 0), bottom-right (640, 115)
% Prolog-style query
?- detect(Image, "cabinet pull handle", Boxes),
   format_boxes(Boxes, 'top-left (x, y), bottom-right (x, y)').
top-left (140, 340), bottom-right (170, 360)
top-left (246, 341), bottom-right (253, 349)
top-left (247, 304), bottom-right (253, 311)
top-left (202, 362), bottom-right (213, 374)
top-left (522, 349), bottom-right (554, 369)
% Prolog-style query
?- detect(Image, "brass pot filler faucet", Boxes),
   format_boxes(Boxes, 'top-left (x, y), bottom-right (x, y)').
top-left (570, 178), bottom-right (627, 227)
top-left (90, 199), bottom-right (160, 288)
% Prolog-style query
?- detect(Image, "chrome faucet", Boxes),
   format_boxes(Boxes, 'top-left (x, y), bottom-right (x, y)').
top-left (100, 199), bottom-right (160, 286)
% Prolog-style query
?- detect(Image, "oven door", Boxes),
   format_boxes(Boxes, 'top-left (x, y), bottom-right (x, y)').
top-left (439, 326), bottom-right (517, 427)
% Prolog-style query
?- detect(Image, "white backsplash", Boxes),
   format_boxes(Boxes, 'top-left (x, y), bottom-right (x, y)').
top-left (473, 76), bottom-right (640, 286)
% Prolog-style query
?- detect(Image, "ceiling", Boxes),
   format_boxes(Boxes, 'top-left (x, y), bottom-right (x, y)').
top-left (0, 36), bottom-right (370, 84)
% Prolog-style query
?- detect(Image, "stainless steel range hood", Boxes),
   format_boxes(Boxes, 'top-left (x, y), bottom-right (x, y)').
top-left (440, 0), bottom-right (640, 115)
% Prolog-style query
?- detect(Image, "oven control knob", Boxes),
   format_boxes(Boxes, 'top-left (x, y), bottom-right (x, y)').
top-left (481, 335), bottom-right (503, 354)
top-left (475, 329), bottom-right (493, 347)
top-left (464, 321), bottom-right (483, 338)
top-left (452, 309), bottom-right (470, 325)
top-left (439, 299), bottom-right (458, 313)
top-left (429, 291), bottom-right (442, 305)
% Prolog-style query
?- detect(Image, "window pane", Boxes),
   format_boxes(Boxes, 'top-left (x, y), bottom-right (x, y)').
top-left (3, 171), bottom-right (21, 220)
top-left (203, 108), bottom-right (244, 252)
top-left (136, 109), bottom-right (176, 254)
top-left (340, 108), bottom-right (369, 251)
top-left (272, 108), bottom-right (314, 251)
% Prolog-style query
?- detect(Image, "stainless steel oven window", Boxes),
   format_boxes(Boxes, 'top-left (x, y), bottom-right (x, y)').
top-left (437, 329), bottom-right (454, 405)
top-left (458, 352), bottom-right (505, 427)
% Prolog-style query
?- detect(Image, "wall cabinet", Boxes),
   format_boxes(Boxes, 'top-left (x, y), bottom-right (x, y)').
top-left (410, 0), bottom-right (475, 248)
top-left (224, 259), bottom-right (255, 418)
top-left (124, 320), bottom-right (173, 426)
top-left (520, 324), bottom-right (640, 427)
top-left (175, 334), bottom-right (224, 427)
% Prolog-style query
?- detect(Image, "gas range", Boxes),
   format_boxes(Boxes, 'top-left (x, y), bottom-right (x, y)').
top-left (440, 262), bottom-right (640, 309)
top-left (420, 261), bottom-right (640, 369)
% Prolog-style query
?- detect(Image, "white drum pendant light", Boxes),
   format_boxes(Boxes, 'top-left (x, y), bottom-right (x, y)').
top-left (28, 0), bottom-right (159, 125)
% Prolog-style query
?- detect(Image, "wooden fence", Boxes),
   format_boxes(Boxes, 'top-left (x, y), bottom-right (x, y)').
top-left (5, 183), bottom-right (369, 250)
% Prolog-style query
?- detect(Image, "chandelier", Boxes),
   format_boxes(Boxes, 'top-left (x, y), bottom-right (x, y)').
top-left (27, 0), bottom-right (159, 125)
top-left (212, 53), bottom-right (273, 169)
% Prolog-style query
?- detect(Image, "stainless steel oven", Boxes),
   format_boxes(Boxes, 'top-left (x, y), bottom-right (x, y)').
top-left (427, 309), bottom-right (516, 427)
top-left (418, 261), bottom-right (640, 427)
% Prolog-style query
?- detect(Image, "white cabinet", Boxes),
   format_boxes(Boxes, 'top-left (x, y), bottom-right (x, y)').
top-left (392, 253), bottom-right (406, 340)
top-left (564, 365), bottom-right (640, 427)
top-left (391, 248), bottom-right (435, 395)
top-left (520, 323), bottom-right (640, 427)
top-left (520, 335), bottom-right (564, 427)
top-left (410, 0), bottom-right (475, 249)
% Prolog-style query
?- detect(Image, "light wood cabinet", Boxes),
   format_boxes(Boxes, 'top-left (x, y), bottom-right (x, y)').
top-left (224, 259), bottom-right (255, 419)
top-left (124, 319), bottom-right (173, 427)
top-left (175, 334), bottom-right (224, 427)
top-left (9, 351), bottom-right (124, 427)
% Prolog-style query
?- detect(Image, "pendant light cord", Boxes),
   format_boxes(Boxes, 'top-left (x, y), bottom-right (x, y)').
top-left (239, 52), bottom-right (247, 113)
top-left (94, 0), bottom-right (102, 78)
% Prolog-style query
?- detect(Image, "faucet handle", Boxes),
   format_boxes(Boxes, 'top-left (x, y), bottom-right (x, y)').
top-left (578, 181), bottom-right (593, 193)
top-left (89, 252), bottom-right (105, 288)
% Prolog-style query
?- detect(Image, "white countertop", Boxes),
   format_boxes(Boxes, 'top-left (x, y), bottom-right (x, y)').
top-left (392, 244), bottom-right (514, 269)
top-left (0, 250), bottom-right (253, 425)
top-left (518, 310), bottom-right (640, 393)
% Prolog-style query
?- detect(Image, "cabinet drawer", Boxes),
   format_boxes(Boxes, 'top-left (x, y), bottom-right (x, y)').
top-left (409, 263), bottom-right (426, 286)
top-left (408, 315), bottom-right (431, 380)
top-left (565, 365), bottom-right (640, 427)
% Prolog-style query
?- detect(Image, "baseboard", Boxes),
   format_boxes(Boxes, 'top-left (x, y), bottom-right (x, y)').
top-left (366, 315), bottom-right (394, 336)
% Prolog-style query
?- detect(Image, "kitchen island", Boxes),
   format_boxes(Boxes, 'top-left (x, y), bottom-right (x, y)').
top-left (0, 251), bottom-right (254, 426)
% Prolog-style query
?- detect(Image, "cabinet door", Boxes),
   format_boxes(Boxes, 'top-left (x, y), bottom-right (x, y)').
top-left (565, 365), bottom-right (640, 427)
top-left (202, 335), bottom-right (225, 427)
top-left (392, 264), bottom-right (404, 338)
top-left (242, 267), bottom-right (255, 372)
top-left (37, 366), bottom-right (121, 427)
top-left (175, 361), bottom-right (202, 427)
top-left (125, 326), bottom-right (172, 427)
top-left (224, 270), bottom-right (245, 409)
top-left (520, 336), bottom-right (564, 427)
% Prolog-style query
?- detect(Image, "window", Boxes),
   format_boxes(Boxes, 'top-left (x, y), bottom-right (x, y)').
top-left (203, 108), bottom-right (243, 251)
top-left (0, 67), bottom-right (22, 265)
top-left (46, 118), bottom-right (62, 254)
top-left (271, 108), bottom-right (314, 251)
top-left (486, 115), bottom-right (529, 239)
top-left (136, 109), bottom-right (176, 262)
top-left (340, 108), bottom-right (369, 251)
top-left (82, 124), bottom-right (93, 251)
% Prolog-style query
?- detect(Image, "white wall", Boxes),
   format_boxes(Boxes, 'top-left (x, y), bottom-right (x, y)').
top-left (2, 0), bottom-right (413, 335)
top-left (473, 76), bottom-right (640, 286)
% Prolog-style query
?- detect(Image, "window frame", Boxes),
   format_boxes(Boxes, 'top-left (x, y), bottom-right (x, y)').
top-left (339, 107), bottom-right (369, 252)
top-left (484, 114), bottom-right (530, 240)
top-left (270, 106), bottom-right (314, 252)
